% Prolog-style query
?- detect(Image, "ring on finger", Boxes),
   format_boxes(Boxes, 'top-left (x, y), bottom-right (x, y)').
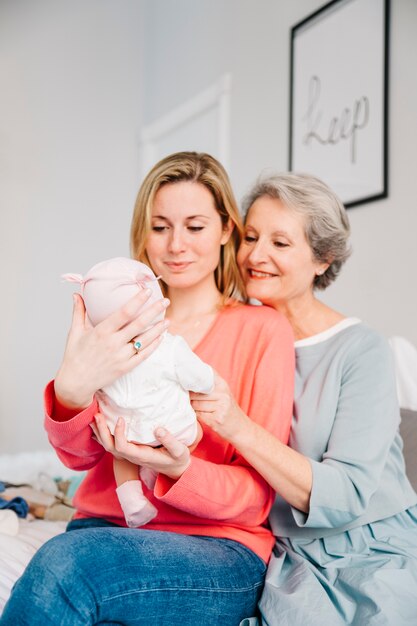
top-left (131, 339), bottom-right (142, 353)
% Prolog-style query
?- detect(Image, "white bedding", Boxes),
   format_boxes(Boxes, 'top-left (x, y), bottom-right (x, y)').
top-left (0, 450), bottom-right (76, 485)
top-left (0, 518), bottom-right (66, 613)
top-left (0, 450), bottom-right (76, 614)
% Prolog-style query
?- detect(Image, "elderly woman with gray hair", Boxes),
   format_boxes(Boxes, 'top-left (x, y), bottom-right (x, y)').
top-left (191, 173), bottom-right (417, 625)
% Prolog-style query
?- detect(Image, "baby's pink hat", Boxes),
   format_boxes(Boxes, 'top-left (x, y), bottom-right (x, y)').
top-left (62, 257), bottom-right (163, 326)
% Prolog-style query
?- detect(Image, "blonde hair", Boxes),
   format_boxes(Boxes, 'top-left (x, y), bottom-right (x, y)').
top-left (130, 151), bottom-right (246, 303)
top-left (242, 172), bottom-right (351, 290)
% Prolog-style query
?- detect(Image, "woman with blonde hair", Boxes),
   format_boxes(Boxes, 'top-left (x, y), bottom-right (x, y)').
top-left (1, 153), bottom-right (294, 625)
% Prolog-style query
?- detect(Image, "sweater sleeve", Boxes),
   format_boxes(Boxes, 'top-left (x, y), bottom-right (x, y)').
top-left (293, 331), bottom-right (400, 529)
top-left (155, 456), bottom-right (273, 525)
top-left (44, 380), bottom-right (106, 470)
top-left (155, 311), bottom-right (295, 525)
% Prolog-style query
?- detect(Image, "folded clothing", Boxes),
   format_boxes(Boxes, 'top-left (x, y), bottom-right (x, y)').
top-left (0, 486), bottom-right (28, 519)
top-left (0, 473), bottom-right (82, 522)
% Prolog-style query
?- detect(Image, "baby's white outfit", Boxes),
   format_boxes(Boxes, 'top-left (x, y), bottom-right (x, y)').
top-left (98, 331), bottom-right (214, 526)
top-left (97, 333), bottom-right (213, 448)
top-left (63, 257), bottom-right (214, 528)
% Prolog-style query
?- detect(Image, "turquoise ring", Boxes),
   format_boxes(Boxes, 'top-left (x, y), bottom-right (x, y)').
top-left (132, 340), bottom-right (142, 353)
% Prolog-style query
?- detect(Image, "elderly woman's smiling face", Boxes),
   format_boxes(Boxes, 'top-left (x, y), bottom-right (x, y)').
top-left (237, 196), bottom-right (328, 308)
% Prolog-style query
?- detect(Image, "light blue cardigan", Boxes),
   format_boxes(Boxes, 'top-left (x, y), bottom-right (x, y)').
top-left (269, 319), bottom-right (417, 540)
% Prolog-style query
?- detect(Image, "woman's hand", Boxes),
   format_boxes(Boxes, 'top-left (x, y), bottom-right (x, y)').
top-left (92, 413), bottom-right (191, 480)
top-left (190, 372), bottom-right (250, 445)
top-left (54, 290), bottom-right (170, 409)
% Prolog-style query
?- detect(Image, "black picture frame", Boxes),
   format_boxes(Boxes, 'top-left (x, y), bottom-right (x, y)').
top-left (289, 0), bottom-right (390, 208)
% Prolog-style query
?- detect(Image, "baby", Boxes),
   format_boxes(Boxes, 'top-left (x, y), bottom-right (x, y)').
top-left (62, 257), bottom-right (214, 527)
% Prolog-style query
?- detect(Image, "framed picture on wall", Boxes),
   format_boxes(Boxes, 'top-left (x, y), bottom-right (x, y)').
top-left (289, 0), bottom-right (390, 208)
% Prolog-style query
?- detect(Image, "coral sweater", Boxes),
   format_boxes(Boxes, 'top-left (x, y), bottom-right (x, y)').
top-left (44, 304), bottom-right (294, 563)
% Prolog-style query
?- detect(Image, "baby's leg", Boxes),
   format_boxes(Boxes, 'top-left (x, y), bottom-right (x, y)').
top-left (113, 458), bottom-right (157, 527)
top-left (139, 422), bottom-right (201, 489)
top-left (113, 457), bottom-right (139, 485)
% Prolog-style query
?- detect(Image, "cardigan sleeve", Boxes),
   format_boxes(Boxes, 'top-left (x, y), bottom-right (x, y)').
top-left (154, 457), bottom-right (274, 526)
top-left (44, 380), bottom-right (106, 470)
top-left (293, 331), bottom-right (400, 529)
top-left (155, 312), bottom-right (295, 525)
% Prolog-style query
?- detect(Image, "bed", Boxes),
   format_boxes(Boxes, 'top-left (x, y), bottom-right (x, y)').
top-left (0, 518), bottom-right (67, 610)
top-left (0, 451), bottom-right (78, 613)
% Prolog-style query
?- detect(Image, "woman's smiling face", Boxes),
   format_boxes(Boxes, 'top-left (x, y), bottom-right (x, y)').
top-left (145, 181), bottom-right (232, 293)
top-left (237, 195), bottom-right (326, 308)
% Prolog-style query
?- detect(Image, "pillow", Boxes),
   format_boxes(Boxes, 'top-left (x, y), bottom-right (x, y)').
top-left (400, 409), bottom-right (417, 491)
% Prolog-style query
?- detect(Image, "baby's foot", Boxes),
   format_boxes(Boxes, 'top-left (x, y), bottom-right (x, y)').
top-left (116, 480), bottom-right (158, 527)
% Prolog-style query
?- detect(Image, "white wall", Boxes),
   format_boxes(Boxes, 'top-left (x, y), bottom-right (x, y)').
top-left (0, 0), bottom-right (145, 453)
top-left (1, 0), bottom-right (416, 455)
top-left (142, 0), bottom-right (417, 343)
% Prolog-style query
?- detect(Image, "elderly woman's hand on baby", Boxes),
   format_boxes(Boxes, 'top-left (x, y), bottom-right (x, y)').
top-left (190, 372), bottom-right (249, 445)
top-left (92, 413), bottom-right (192, 480)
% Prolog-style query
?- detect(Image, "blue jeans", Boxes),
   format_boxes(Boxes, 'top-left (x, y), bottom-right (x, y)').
top-left (1, 518), bottom-right (266, 625)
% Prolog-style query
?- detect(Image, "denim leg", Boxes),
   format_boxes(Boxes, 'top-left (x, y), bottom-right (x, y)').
top-left (66, 516), bottom-right (119, 531)
top-left (0, 528), bottom-right (266, 626)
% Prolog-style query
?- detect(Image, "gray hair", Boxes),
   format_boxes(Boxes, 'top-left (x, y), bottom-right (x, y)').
top-left (241, 172), bottom-right (351, 290)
